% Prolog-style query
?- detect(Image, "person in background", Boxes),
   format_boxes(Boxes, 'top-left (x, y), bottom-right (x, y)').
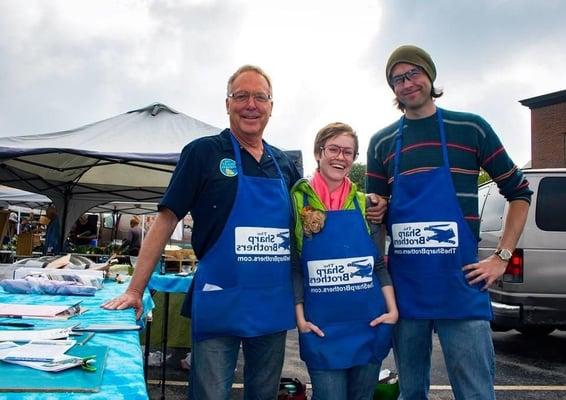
top-left (19, 215), bottom-right (34, 233)
top-left (366, 44), bottom-right (532, 400)
top-left (73, 214), bottom-right (97, 246)
top-left (292, 122), bottom-right (398, 400)
top-left (103, 65), bottom-right (302, 399)
top-left (3, 212), bottom-right (18, 246)
top-left (122, 216), bottom-right (142, 256)
top-left (44, 205), bottom-right (61, 255)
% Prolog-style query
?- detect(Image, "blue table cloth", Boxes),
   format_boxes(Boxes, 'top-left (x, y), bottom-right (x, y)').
top-left (0, 279), bottom-right (154, 399)
top-left (148, 272), bottom-right (193, 294)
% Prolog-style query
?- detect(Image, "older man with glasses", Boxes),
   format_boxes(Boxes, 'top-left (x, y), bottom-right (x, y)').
top-left (104, 65), bottom-right (301, 399)
top-left (366, 45), bottom-right (532, 399)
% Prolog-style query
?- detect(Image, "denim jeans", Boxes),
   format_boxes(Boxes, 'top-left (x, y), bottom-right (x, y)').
top-left (188, 331), bottom-right (287, 400)
top-left (308, 363), bottom-right (381, 400)
top-left (393, 319), bottom-right (495, 400)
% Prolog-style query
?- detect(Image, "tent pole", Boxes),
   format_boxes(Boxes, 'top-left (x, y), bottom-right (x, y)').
top-left (16, 208), bottom-right (21, 234)
top-left (112, 208), bottom-right (118, 243)
top-left (60, 194), bottom-right (69, 254)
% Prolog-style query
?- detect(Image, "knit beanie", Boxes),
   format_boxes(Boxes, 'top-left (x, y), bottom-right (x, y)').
top-left (386, 45), bottom-right (436, 87)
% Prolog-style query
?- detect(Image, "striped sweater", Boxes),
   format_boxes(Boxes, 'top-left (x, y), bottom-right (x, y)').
top-left (366, 108), bottom-right (532, 240)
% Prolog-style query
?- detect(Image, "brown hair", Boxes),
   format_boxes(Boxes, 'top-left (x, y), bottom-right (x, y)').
top-left (227, 65), bottom-right (273, 96)
top-left (313, 122), bottom-right (358, 158)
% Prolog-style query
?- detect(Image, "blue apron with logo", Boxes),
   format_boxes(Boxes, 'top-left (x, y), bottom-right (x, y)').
top-left (386, 109), bottom-right (492, 320)
top-left (191, 133), bottom-right (296, 341)
top-left (299, 196), bottom-right (392, 370)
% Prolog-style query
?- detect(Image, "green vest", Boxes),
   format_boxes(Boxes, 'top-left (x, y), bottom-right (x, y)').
top-left (290, 178), bottom-right (368, 253)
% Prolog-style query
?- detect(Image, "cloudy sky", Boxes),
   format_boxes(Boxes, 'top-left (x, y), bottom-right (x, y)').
top-left (1, 0), bottom-right (565, 173)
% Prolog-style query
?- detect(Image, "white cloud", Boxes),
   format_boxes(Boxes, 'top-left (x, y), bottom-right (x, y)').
top-left (0, 0), bottom-right (565, 173)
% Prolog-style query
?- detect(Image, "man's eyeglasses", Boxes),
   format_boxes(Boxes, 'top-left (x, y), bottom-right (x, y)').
top-left (228, 91), bottom-right (272, 103)
top-left (321, 145), bottom-right (358, 160)
top-left (390, 67), bottom-right (423, 87)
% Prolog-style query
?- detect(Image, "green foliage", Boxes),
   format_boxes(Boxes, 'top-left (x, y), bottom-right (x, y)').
top-left (104, 244), bottom-right (123, 255)
top-left (71, 245), bottom-right (109, 255)
top-left (349, 162), bottom-right (366, 192)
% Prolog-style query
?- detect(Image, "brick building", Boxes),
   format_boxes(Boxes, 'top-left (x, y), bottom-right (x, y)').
top-left (520, 89), bottom-right (566, 168)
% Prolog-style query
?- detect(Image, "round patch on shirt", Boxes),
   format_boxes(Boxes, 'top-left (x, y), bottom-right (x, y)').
top-left (219, 158), bottom-right (238, 177)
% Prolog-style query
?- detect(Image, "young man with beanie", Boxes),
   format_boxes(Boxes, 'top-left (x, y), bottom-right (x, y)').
top-left (366, 44), bottom-right (532, 399)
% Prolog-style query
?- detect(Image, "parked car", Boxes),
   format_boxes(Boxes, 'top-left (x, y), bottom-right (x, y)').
top-left (478, 168), bottom-right (566, 336)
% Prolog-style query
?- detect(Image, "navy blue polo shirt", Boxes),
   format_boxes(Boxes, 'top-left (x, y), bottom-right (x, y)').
top-left (159, 129), bottom-right (301, 260)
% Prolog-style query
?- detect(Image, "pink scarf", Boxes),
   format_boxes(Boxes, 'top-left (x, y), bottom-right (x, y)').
top-left (310, 170), bottom-right (352, 210)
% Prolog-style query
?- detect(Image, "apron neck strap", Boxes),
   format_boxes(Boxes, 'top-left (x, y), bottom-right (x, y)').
top-left (229, 132), bottom-right (284, 179)
top-left (392, 108), bottom-right (448, 180)
top-left (302, 193), bottom-right (309, 209)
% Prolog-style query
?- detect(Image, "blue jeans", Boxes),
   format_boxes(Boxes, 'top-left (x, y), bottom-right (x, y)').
top-left (393, 319), bottom-right (495, 400)
top-left (188, 331), bottom-right (287, 400)
top-left (308, 363), bottom-right (381, 400)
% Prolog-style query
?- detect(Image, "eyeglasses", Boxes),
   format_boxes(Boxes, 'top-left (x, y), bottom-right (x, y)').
top-left (321, 145), bottom-right (358, 160)
top-left (228, 91), bottom-right (272, 103)
top-left (390, 67), bottom-right (423, 87)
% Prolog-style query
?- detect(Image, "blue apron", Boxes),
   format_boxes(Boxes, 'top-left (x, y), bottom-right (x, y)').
top-left (386, 109), bottom-right (492, 320)
top-left (191, 133), bottom-right (296, 341)
top-left (299, 196), bottom-right (392, 370)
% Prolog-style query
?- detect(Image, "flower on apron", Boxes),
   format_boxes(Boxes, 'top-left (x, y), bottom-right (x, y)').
top-left (300, 206), bottom-right (326, 236)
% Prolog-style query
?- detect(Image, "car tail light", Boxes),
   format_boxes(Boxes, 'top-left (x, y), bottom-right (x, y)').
top-left (502, 248), bottom-right (523, 283)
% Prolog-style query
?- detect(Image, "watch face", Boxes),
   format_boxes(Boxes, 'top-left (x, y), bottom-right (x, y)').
top-left (497, 249), bottom-right (513, 261)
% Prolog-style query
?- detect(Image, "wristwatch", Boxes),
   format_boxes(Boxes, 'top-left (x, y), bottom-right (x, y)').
top-left (494, 248), bottom-right (513, 262)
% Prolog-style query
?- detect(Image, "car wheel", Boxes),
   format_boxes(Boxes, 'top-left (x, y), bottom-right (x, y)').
top-left (516, 326), bottom-right (555, 336)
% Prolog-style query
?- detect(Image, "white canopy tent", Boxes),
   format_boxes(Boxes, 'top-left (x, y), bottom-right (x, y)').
top-left (0, 184), bottom-right (162, 219)
top-left (0, 103), bottom-right (303, 246)
top-left (0, 103), bottom-right (222, 241)
top-left (0, 185), bottom-right (159, 216)
top-left (0, 185), bottom-right (51, 210)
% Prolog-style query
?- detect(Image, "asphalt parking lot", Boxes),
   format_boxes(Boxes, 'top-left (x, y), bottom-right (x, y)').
top-left (146, 328), bottom-right (566, 399)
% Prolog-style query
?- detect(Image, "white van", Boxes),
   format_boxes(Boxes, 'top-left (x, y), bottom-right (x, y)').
top-left (478, 168), bottom-right (566, 336)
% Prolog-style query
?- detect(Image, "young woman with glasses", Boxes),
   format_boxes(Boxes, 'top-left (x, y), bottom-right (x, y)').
top-left (291, 122), bottom-right (398, 400)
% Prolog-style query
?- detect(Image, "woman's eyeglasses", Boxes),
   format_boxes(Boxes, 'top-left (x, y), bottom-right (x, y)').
top-left (320, 145), bottom-right (358, 160)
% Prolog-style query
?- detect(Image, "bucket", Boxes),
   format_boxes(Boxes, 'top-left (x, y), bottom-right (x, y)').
top-left (374, 370), bottom-right (400, 400)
